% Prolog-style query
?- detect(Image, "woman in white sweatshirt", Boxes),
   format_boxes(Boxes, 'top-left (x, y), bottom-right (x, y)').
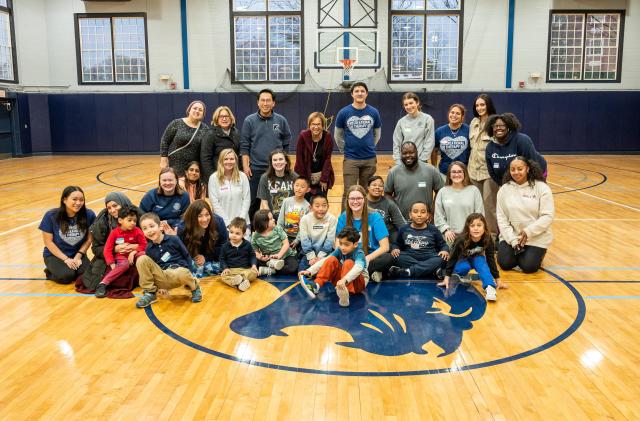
top-left (496, 156), bottom-right (554, 273)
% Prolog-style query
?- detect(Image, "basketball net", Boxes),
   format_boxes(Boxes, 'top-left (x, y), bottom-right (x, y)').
top-left (339, 58), bottom-right (357, 80)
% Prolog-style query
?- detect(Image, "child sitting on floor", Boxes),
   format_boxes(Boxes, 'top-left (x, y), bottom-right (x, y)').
top-left (298, 226), bottom-right (368, 307)
top-left (298, 194), bottom-right (337, 271)
top-left (96, 206), bottom-right (146, 298)
top-left (277, 176), bottom-right (311, 250)
top-left (219, 217), bottom-right (259, 292)
top-left (439, 212), bottom-right (502, 301)
top-left (388, 201), bottom-right (450, 279)
top-left (134, 212), bottom-right (202, 308)
top-left (252, 209), bottom-right (298, 275)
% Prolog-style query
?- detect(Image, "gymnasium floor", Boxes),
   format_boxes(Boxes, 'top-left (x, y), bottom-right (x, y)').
top-left (0, 155), bottom-right (639, 420)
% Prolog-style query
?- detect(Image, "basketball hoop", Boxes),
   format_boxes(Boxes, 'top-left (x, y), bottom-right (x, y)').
top-left (339, 58), bottom-right (357, 79)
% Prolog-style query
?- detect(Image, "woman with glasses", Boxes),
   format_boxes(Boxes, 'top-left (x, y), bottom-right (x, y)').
top-left (485, 113), bottom-right (547, 186)
top-left (434, 162), bottom-right (484, 247)
top-left (294, 111), bottom-right (335, 197)
top-left (336, 185), bottom-right (392, 282)
top-left (201, 106), bottom-right (241, 183)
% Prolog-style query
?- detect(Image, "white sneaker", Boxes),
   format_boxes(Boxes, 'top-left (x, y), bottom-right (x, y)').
top-left (258, 266), bottom-right (275, 276)
top-left (267, 259), bottom-right (285, 270)
top-left (238, 278), bottom-right (251, 292)
top-left (336, 284), bottom-right (350, 307)
top-left (485, 285), bottom-right (497, 301)
top-left (371, 271), bottom-right (383, 283)
top-left (227, 274), bottom-right (243, 286)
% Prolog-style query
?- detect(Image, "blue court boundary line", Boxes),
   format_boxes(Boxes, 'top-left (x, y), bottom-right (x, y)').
top-left (144, 268), bottom-right (586, 377)
top-left (585, 296), bottom-right (640, 300)
top-left (569, 280), bottom-right (640, 284)
top-left (0, 277), bottom-right (47, 280)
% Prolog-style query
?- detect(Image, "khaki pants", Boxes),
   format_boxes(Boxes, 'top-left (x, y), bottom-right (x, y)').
top-left (136, 255), bottom-right (196, 293)
top-left (342, 157), bottom-right (377, 210)
top-left (221, 267), bottom-right (257, 287)
top-left (471, 177), bottom-right (499, 236)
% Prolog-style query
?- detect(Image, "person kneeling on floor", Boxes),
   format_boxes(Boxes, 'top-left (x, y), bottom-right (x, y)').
top-left (135, 212), bottom-right (202, 308)
top-left (298, 226), bottom-right (368, 307)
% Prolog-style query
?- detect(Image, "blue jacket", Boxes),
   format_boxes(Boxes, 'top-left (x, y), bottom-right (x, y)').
top-left (139, 189), bottom-right (190, 227)
top-left (145, 234), bottom-right (192, 270)
top-left (485, 131), bottom-right (547, 185)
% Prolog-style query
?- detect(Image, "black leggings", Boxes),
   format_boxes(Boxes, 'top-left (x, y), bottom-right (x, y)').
top-left (497, 241), bottom-right (547, 273)
top-left (367, 252), bottom-right (394, 275)
top-left (44, 255), bottom-right (90, 284)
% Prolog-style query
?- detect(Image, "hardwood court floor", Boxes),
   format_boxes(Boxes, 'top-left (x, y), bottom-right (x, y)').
top-left (0, 155), bottom-right (639, 420)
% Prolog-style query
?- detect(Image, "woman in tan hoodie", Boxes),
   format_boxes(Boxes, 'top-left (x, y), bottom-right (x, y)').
top-left (496, 156), bottom-right (554, 273)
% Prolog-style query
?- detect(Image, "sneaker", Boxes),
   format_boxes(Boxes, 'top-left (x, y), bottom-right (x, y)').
top-left (204, 261), bottom-right (221, 275)
top-left (336, 284), bottom-right (350, 307)
top-left (258, 266), bottom-right (275, 276)
top-left (298, 273), bottom-right (319, 299)
top-left (191, 285), bottom-right (203, 303)
top-left (435, 267), bottom-right (445, 281)
top-left (371, 271), bottom-right (383, 283)
top-left (485, 285), bottom-right (497, 301)
top-left (388, 266), bottom-right (409, 279)
top-left (238, 278), bottom-right (251, 292)
top-left (267, 259), bottom-right (285, 270)
top-left (227, 274), bottom-right (244, 287)
top-left (95, 283), bottom-right (107, 298)
top-left (136, 292), bottom-right (158, 308)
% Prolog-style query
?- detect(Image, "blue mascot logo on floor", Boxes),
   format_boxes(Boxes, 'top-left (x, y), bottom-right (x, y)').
top-left (230, 281), bottom-right (487, 357)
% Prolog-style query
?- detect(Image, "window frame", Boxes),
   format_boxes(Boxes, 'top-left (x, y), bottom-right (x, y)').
top-left (229, 0), bottom-right (305, 84)
top-left (74, 12), bottom-right (150, 86)
top-left (546, 9), bottom-right (625, 83)
top-left (387, 1), bottom-right (464, 84)
top-left (0, 0), bottom-right (18, 84)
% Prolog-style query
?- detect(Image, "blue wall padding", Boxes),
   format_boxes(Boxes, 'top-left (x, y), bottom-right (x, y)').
top-left (17, 91), bottom-right (640, 154)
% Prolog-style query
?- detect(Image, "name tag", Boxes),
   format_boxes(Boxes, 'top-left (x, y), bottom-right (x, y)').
top-left (418, 181), bottom-right (427, 188)
top-left (220, 186), bottom-right (229, 192)
top-left (312, 225), bottom-right (324, 230)
top-left (160, 252), bottom-right (171, 262)
top-left (270, 189), bottom-right (278, 194)
top-left (115, 237), bottom-right (125, 245)
top-left (494, 163), bottom-right (500, 168)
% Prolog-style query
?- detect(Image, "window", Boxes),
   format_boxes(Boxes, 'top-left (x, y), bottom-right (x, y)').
top-left (547, 10), bottom-right (625, 82)
top-left (231, 0), bottom-right (303, 83)
top-left (389, 0), bottom-right (463, 82)
top-left (0, 0), bottom-right (17, 83)
top-left (74, 13), bottom-right (149, 85)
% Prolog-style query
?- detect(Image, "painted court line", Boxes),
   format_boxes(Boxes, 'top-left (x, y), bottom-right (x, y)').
top-left (569, 280), bottom-right (640, 284)
top-left (546, 266), bottom-right (640, 271)
top-left (0, 277), bottom-right (47, 281)
top-left (585, 295), bottom-right (640, 300)
top-left (547, 180), bottom-right (640, 213)
top-left (0, 179), bottom-right (156, 237)
top-left (555, 218), bottom-right (640, 222)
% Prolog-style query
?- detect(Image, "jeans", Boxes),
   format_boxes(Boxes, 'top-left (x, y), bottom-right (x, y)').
top-left (453, 255), bottom-right (496, 288)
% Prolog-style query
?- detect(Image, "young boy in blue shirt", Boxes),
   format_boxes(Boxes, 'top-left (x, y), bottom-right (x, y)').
top-left (298, 226), bottom-right (368, 307)
top-left (388, 202), bottom-right (450, 279)
top-left (135, 212), bottom-right (202, 308)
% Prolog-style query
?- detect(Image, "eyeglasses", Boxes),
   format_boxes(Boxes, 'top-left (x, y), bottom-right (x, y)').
top-left (219, 115), bottom-right (230, 119)
top-left (493, 124), bottom-right (506, 129)
top-left (348, 197), bottom-right (364, 202)
top-left (450, 170), bottom-right (464, 174)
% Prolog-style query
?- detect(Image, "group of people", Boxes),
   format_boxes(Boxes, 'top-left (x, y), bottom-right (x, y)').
top-left (39, 84), bottom-right (554, 307)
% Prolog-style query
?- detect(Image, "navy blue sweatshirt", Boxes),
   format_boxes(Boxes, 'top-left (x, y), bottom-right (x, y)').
top-left (145, 234), bottom-right (192, 270)
top-left (239, 111), bottom-right (292, 169)
top-left (485, 131), bottom-right (547, 185)
top-left (392, 224), bottom-right (449, 260)
top-left (176, 214), bottom-right (229, 262)
top-left (219, 239), bottom-right (258, 269)
top-left (139, 189), bottom-right (190, 227)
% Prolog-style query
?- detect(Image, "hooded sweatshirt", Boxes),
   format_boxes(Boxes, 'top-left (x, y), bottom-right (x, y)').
top-left (485, 131), bottom-right (547, 185)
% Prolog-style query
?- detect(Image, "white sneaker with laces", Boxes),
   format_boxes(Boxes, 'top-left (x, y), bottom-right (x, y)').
top-left (371, 271), bottom-right (383, 283)
top-left (258, 266), bottom-right (275, 276)
top-left (485, 285), bottom-right (497, 301)
top-left (238, 278), bottom-right (251, 292)
top-left (268, 259), bottom-right (285, 270)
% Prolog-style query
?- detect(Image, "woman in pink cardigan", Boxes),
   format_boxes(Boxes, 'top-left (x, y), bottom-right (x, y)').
top-left (294, 112), bottom-right (335, 197)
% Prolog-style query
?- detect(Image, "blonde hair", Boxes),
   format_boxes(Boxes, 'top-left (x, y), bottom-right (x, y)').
top-left (211, 106), bottom-right (236, 127)
top-left (307, 112), bottom-right (327, 130)
top-left (215, 148), bottom-right (241, 185)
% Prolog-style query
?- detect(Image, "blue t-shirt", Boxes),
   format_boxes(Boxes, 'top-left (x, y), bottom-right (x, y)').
top-left (434, 124), bottom-right (471, 174)
top-left (335, 104), bottom-right (382, 160)
top-left (336, 212), bottom-right (389, 252)
top-left (39, 208), bottom-right (96, 258)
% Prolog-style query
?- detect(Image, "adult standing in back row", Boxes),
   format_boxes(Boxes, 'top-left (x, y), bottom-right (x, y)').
top-left (240, 89), bottom-right (292, 222)
top-left (334, 82), bottom-right (382, 210)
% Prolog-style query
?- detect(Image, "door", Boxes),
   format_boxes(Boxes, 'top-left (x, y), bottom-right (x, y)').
top-left (0, 100), bottom-right (12, 158)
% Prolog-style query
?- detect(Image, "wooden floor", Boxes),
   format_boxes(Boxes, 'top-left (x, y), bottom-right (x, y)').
top-left (1, 155), bottom-right (639, 420)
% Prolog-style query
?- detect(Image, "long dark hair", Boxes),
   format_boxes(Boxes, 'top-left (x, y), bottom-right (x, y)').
top-left (502, 156), bottom-right (545, 186)
top-left (182, 199), bottom-right (218, 257)
top-left (183, 161), bottom-right (207, 199)
top-left (266, 149), bottom-right (292, 181)
top-left (458, 213), bottom-right (491, 253)
top-left (56, 186), bottom-right (89, 235)
top-left (472, 94), bottom-right (497, 119)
